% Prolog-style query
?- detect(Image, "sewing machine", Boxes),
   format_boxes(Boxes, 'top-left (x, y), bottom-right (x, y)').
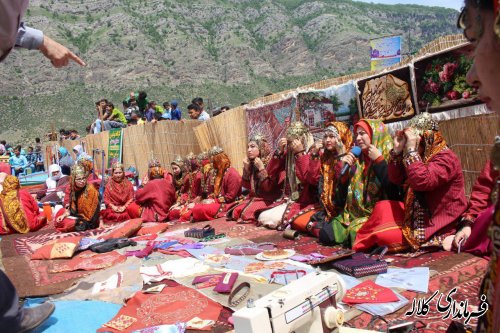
top-left (233, 271), bottom-right (346, 333)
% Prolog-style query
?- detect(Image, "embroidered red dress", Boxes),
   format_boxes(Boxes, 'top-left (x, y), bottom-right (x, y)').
top-left (257, 151), bottom-right (320, 230)
top-left (231, 165), bottom-right (281, 223)
top-left (100, 178), bottom-right (140, 223)
top-left (192, 167), bottom-right (242, 221)
top-left (135, 178), bottom-right (175, 222)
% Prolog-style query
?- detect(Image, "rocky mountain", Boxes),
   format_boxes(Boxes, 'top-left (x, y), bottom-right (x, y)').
top-left (0, 0), bottom-right (459, 143)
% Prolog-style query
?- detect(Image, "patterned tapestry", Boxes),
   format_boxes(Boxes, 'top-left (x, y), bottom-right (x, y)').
top-left (357, 67), bottom-right (416, 123)
top-left (245, 97), bottom-right (296, 152)
top-left (413, 44), bottom-right (481, 113)
top-left (296, 82), bottom-right (359, 141)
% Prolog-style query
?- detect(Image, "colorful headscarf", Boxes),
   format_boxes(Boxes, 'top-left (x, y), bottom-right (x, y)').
top-left (321, 122), bottom-right (353, 219)
top-left (338, 119), bottom-right (393, 232)
top-left (59, 146), bottom-right (69, 157)
top-left (402, 113), bottom-right (448, 249)
top-left (148, 157), bottom-right (164, 179)
top-left (0, 176), bottom-right (29, 234)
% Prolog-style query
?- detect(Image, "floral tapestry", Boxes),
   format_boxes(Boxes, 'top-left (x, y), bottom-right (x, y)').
top-left (414, 44), bottom-right (481, 113)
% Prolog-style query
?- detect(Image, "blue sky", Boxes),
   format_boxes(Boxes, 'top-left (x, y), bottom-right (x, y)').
top-left (353, 0), bottom-right (463, 11)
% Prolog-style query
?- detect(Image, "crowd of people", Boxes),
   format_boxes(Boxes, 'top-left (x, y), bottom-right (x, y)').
top-left (86, 93), bottom-right (231, 134)
top-left (0, 138), bottom-right (45, 176)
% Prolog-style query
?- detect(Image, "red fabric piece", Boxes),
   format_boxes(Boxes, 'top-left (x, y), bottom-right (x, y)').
top-left (136, 222), bottom-right (169, 236)
top-left (99, 218), bottom-right (142, 240)
top-left (136, 178), bottom-right (175, 222)
top-left (192, 203), bottom-right (221, 222)
top-left (101, 202), bottom-right (141, 224)
top-left (48, 250), bottom-right (126, 273)
top-left (0, 190), bottom-right (47, 235)
top-left (30, 236), bottom-right (82, 260)
top-left (342, 280), bottom-right (399, 305)
top-left (131, 234), bottom-right (158, 242)
top-left (97, 283), bottom-right (223, 333)
top-left (353, 200), bottom-right (406, 252)
top-left (388, 149), bottom-right (467, 240)
top-left (464, 205), bottom-right (494, 258)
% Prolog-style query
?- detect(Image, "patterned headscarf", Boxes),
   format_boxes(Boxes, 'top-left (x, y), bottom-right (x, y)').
top-left (402, 113), bottom-right (448, 249)
top-left (321, 122), bottom-right (353, 218)
top-left (0, 176), bottom-right (29, 234)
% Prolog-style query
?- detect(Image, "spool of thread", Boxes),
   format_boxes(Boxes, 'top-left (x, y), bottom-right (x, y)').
top-left (323, 306), bottom-right (345, 329)
top-left (283, 229), bottom-right (299, 240)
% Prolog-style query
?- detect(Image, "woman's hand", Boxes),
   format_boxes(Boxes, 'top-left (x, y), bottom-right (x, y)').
top-left (341, 152), bottom-right (356, 167)
top-left (243, 157), bottom-right (251, 172)
top-left (367, 145), bottom-right (382, 161)
top-left (56, 211), bottom-right (68, 223)
top-left (290, 139), bottom-right (304, 154)
top-left (404, 128), bottom-right (421, 151)
top-left (453, 226), bottom-right (472, 248)
top-left (278, 138), bottom-right (287, 153)
top-left (254, 157), bottom-right (265, 171)
top-left (310, 140), bottom-right (323, 155)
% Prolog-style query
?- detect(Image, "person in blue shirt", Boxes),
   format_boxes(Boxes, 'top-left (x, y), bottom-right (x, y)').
top-left (9, 146), bottom-right (28, 176)
top-left (161, 102), bottom-right (172, 120)
top-left (170, 100), bottom-right (182, 120)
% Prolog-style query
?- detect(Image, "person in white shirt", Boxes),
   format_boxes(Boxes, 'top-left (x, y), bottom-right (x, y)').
top-left (187, 103), bottom-right (210, 121)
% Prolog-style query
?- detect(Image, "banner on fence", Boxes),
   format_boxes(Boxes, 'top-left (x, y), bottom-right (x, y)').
top-left (107, 128), bottom-right (123, 168)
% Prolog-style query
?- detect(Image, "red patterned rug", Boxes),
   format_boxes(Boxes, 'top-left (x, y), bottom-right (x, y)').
top-left (348, 253), bottom-right (488, 331)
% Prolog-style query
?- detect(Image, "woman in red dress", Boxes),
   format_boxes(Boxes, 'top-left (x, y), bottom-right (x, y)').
top-left (353, 113), bottom-right (467, 252)
top-left (257, 122), bottom-right (319, 230)
top-left (191, 146), bottom-right (242, 221)
top-left (230, 134), bottom-right (280, 224)
top-left (0, 175), bottom-right (47, 235)
top-left (100, 163), bottom-right (141, 223)
top-left (135, 159), bottom-right (176, 222)
top-left (167, 155), bottom-right (186, 197)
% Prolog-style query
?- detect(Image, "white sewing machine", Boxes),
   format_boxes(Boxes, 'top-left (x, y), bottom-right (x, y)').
top-left (233, 271), bottom-right (347, 333)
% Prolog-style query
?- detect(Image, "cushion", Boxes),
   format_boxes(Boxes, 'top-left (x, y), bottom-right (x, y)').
top-left (99, 218), bottom-right (142, 240)
top-left (31, 236), bottom-right (83, 260)
top-left (136, 222), bottom-right (169, 236)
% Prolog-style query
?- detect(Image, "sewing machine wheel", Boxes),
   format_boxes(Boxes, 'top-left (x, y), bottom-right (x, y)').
top-left (323, 306), bottom-right (345, 329)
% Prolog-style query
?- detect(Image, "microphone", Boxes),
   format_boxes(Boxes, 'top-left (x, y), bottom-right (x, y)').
top-left (340, 146), bottom-right (362, 176)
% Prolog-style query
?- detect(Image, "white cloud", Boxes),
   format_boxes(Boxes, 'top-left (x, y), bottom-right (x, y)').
top-left (353, 0), bottom-right (463, 11)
